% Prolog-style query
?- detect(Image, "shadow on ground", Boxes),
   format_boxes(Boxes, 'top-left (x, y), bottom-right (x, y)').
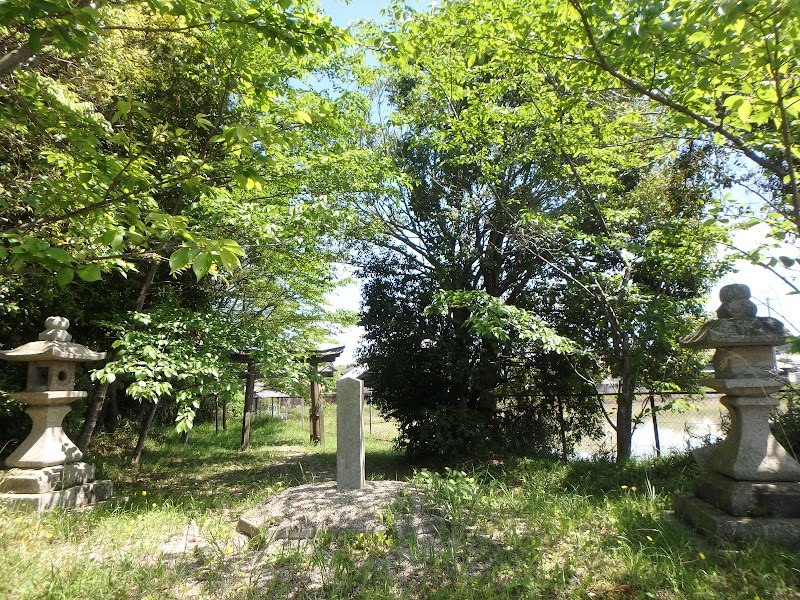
top-left (90, 417), bottom-right (414, 512)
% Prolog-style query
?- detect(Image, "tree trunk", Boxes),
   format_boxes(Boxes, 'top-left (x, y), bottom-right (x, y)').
top-left (616, 357), bottom-right (637, 462)
top-left (557, 395), bottom-right (569, 460)
top-left (241, 363), bottom-right (256, 450)
top-left (214, 393), bottom-right (219, 434)
top-left (0, 0), bottom-right (93, 80)
top-left (76, 383), bottom-right (108, 452)
top-left (134, 260), bottom-right (160, 314)
top-left (77, 259), bottom-right (161, 452)
top-left (450, 307), bottom-right (472, 411)
top-left (104, 384), bottom-right (118, 433)
top-left (131, 402), bottom-right (159, 465)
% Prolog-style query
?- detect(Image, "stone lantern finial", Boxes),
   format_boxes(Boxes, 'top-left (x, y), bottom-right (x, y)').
top-left (715, 283), bottom-right (757, 318)
top-left (38, 316), bottom-right (72, 342)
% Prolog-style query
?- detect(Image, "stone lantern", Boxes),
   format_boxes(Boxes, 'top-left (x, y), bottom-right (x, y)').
top-left (675, 284), bottom-right (800, 547)
top-left (0, 317), bottom-right (113, 511)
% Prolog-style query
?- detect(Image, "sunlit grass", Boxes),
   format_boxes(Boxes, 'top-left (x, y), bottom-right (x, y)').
top-left (2, 409), bottom-right (798, 599)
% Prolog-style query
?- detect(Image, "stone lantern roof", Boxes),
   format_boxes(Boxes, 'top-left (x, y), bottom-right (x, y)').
top-left (0, 317), bottom-right (106, 363)
top-left (680, 283), bottom-right (788, 349)
top-left (680, 316), bottom-right (787, 349)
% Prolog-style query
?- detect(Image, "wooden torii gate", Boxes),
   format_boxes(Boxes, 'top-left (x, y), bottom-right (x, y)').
top-left (308, 345), bottom-right (344, 445)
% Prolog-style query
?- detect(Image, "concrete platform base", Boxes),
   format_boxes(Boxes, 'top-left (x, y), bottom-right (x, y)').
top-left (1, 462), bottom-right (113, 512)
top-left (673, 492), bottom-right (800, 549)
top-left (0, 462), bottom-right (96, 494)
top-left (1, 479), bottom-right (113, 512)
top-left (695, 472), bottom-right (800, 517)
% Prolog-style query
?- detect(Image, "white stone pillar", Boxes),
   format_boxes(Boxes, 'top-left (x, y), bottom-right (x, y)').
top-left (336, 375), bottom-right (365, 491)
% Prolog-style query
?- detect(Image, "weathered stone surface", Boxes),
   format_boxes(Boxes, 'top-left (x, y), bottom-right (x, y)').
top-left (336, 375), bottom-right (365, 492)
top-left (0, 479), bottom-right (113, 513)
top-left (698, 395), bottom-right (800, 481)
top-left (716, 284), bottom-right (764, 319)
top-left (673, 492), bottom-right (800, 549)
top-left (680, 317), bottom-right (787, 349)
top-left (0, 340), bottom-right (107, 362)
top-left (0, 317), bottom-right (111, 512)
top-left (716, 299), bottom-right (758, 318)
top-left (4, 403), bottom-right (83, 468)
top-left (712, 346), bottom-right (778, 380)
top-left (6, 390), bottom-right (87, 405)
top-left (718, 283), bottom-right (751, 303)
top-left (695, 472), bottom-right (800, 517)
top-left (0, 317), bottom-right (106, 363)
top-left (237, 481), bottom-right (438, 542)
top-left (676, 283), bottom-right (800, 542)
top-left (698, 378), bottom-right (784, 396)
top-left (0, 462), bottom-right (95, 493)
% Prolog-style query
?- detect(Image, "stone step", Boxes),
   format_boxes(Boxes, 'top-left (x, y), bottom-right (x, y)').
top-left (0, 462), bottom-right (96, 494)
top-left (0, 480), bottom-right (113, 512)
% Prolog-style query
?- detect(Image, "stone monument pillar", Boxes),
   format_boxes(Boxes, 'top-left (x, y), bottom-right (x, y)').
top-left (336, 373), bottom-right (365, 491)
top-left (0, 317), bottom-right (113, 512)
top-left (675, 284), bottom-right (800, 546)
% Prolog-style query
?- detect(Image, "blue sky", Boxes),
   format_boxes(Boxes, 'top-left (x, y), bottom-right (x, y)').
top-left (319, 0), bottom-right (389, 26)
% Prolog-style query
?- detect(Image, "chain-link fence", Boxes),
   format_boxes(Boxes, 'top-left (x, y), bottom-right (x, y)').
top-left (249, 390), bottom-right (734, 458)
top-left (581, 392), bottom-right (726, 458)
top-left (492, 391), bottom-right (729, 458)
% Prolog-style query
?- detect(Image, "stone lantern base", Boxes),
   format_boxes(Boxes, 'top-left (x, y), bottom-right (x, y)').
top-left (694, 471), bottom-right (800, 517)
top-left (673, 491), bottom-right (800, 549)
top-left (0, 462), bottom-right (113, 512)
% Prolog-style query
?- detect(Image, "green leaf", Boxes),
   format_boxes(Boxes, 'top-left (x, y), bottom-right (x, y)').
top-left (99, 230), bottom-right (125, 249)
top-left (169, 247), bottom-right (192, 272)
top-left (737, 99), bottom-right (752, 123)
top-left (77, 264), bottom-right (102, 282)
top-left (192, 252), bottom-right (213, 280)
top-left (116, 99), bottom-right (132, 115)
top-left (44, 246), bottom-right (72, 263)
top-left (219, 249), bottom-right (240, 273)
top-left (295, 110), bottom-right (313, 124)
top-left (28, 28), bottom-right (47, 53)
top-left (195, 113), bottom-right (214, 130)
top-left (687, 31), bottom-right (708, 44)
top-left (56, 267), bottom-right (74, 286)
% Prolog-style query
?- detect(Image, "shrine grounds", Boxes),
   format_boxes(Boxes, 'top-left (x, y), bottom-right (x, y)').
top-left (2, 409), bottom-right (799, 599)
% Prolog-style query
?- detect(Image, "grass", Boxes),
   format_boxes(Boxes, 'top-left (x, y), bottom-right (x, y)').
top-left (1, 407), bottom-right (799, 599)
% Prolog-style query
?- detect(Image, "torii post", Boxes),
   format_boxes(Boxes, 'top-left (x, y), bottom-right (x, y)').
top-left (308, 345), bottom-right (344, 445)
top-left (230, 349), bottom-right (259, 451)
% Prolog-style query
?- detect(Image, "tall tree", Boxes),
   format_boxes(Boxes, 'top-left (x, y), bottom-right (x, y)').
top-left (562, 0), bottom-right (799, 245)
top-left (362, 0), bottom-right (726, 459)
top-left (0, 1), bottom-right (385, 459)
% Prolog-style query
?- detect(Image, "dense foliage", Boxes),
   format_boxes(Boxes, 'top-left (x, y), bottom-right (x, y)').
top-left (0, 0), bottom-right (381, 458)
top-left (358, 0), bottom-right (729, 460)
